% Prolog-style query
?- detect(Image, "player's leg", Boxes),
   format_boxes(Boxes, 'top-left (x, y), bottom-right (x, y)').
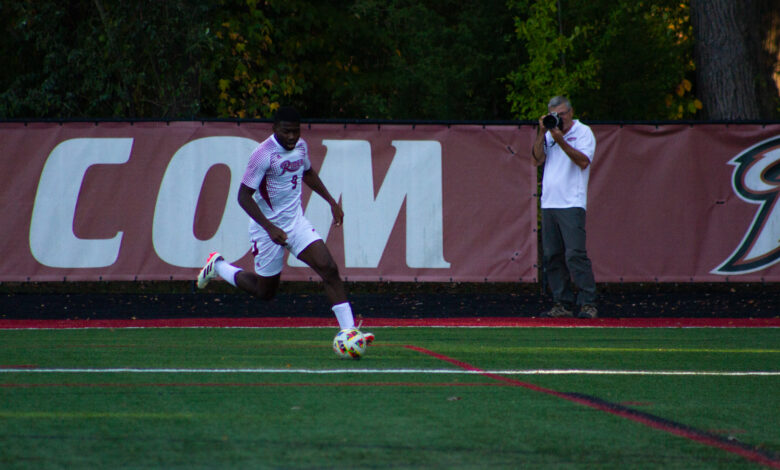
top-left (197, 252), bottom-right (282, 300)
top-left (235, 271), bottom-right (281, 300)
top-left (286, 217), bottom-right (373, 343)
top-left (296, 243), bottom-right (374, 342)
top-left (236, 234), bottom-right (286, 300)
top-left (197, 229), bottom-right (286, 300)
top-left (296, 240), bottom-right (358, 331)
top-left (300, 244), bottom-right (375, 342)
top-left (296, 239), bottom-right (347, 305)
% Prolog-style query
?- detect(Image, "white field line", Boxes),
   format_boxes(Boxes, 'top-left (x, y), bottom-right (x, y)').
top-left (0, 368), bottom-right (778, 376)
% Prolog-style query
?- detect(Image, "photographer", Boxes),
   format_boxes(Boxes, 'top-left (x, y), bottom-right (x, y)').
top-left (531, 96), bottom-right (598, 318)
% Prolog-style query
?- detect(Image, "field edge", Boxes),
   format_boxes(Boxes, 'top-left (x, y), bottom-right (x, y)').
top-left (0, 317), bottom-right (778, 329)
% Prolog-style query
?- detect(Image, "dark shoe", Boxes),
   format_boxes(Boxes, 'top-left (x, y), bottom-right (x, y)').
top-left (578, 304), bottom-right (598, 319)
top-left (542, 303), bottom-right (574, 318)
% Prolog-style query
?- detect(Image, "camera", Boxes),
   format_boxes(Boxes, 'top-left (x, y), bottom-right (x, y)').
top-left (542, 112), bottom-right (563, 131)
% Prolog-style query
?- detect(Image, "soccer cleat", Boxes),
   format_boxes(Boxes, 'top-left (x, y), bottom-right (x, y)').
top-left (362, 332), bottom-right (375, 345)
top-left (197, 252), bottom-right (224, 289)
top-left (353, 319), bottom-right (374, 345)
top-left (541, 302), bottom-right (574, 318)
top-left (578, 304), bottom-right (598, 319)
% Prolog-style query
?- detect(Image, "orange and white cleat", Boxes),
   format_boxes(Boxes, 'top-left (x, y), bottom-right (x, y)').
top-left (196, 252), bottom-right (224, 289)
top-left (354, 319), bottom-right (374, 345)
top-left (361, 331), bottom-right (375, 345)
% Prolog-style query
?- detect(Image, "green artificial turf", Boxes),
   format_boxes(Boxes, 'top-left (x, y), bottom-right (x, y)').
top-left (0, 327), bottom-right (778, 469)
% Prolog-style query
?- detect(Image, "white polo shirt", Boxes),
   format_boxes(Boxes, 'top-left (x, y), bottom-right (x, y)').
top-left (540, 119), bottom-right (596, 210)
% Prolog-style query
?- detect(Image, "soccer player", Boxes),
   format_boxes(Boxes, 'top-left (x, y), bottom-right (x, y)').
top-left (197, 106), bottom-right (373, 343)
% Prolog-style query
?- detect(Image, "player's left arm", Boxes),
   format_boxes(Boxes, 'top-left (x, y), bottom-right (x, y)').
top-left (303, 168), bottom-right (343, 226)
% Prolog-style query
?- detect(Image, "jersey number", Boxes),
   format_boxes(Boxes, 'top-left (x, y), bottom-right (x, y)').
top-left (291, 175), bottom-right (298, 189)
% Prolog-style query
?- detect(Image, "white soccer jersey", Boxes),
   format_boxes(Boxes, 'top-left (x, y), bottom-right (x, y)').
top-left (541, 119), bottom-right (596, 210)
top-left (241, 134), bottom-right (312, 234)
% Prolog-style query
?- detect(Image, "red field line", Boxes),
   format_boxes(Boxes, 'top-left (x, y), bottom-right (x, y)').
top-left (0, 317), bottom-right (778, 329)
top-left (405, 345), bottom-right (780, 469)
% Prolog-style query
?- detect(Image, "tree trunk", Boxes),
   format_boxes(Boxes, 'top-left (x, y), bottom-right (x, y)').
top-left (691, 0), bottom-right (780, 119)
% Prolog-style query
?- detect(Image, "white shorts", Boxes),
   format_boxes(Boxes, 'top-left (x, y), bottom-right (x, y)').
top-left (249, 214), bottom-right (322, 277)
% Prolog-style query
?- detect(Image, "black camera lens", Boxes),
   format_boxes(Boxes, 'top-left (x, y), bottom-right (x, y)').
top-left (542, 113), bottom-right (561, 130)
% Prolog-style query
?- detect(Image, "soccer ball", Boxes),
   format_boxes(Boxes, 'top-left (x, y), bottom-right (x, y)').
top-left (333, 328), bottom-right (367, 359)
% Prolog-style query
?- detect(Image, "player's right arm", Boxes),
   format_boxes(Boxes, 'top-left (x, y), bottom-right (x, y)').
top-left (531, 116), bottom-right (547, 166)
top-left (237, 183), bottom-right (288, 245)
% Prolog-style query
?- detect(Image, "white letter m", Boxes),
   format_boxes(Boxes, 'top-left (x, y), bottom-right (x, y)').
top-left (289, 139), bottom-right (450, 269)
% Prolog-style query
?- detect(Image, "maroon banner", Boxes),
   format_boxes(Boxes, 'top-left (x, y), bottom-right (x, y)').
top-left (588, 123), bottom-right (780, 282)
top-left (0, 122), bottom-right (537, 282)
top-left (1, 121), bottom-right (778, 283)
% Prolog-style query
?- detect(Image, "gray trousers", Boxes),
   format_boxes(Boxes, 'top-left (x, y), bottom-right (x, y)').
top-left (541, 208), bottom-right (597, 306)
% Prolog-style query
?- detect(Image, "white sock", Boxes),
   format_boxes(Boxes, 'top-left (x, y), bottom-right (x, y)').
top-left (215, 260), bottom-right (240, 287)
top-left (332, 302), bottom-right (355, 330)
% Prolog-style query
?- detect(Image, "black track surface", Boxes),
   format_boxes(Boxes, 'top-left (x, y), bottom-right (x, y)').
top-left (1, 282), bottom-right (777, 320)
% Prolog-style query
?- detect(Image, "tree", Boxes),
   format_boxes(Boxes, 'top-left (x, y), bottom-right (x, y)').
top-left (0, 0), bottom-right (219, 119)
top-left (504, 0), bottom-right (598, 119)
top-left (212, 0), bottom-right (516, 120)
top-left (210, 0), bottom-right (307, 119)
top-left (505, 0), bottom-right (699, 120)
top-left (691, 0), bottom-right (780, 119)
top-left (577, 0), bottom-right (700, 120)
top-left (2, 0), bottom-right (776, 121)
top-left (345, 0), bottom-right (515, 120)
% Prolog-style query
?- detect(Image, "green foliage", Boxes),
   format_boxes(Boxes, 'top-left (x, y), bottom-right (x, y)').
top-left (212, 1), bottom-right (293, 118)
top-left (210, 0), bottom-right (372, 118)
top-left (344, 0), bottom-right (515, 120)
top-left (572, 0), bottom-right (700, 120)
top-left (0, 0), bottom-right (709, 120)
top-left (505, 0), bottom-right (599, 119)
top-left (0, 0), bottom-right (517, 120)
top-left (0, 0), bottom-right (219, 119)
top-left (211, 0), bottom-right (515, 120)
top-left (504, 0), bottom-right (699, 120)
